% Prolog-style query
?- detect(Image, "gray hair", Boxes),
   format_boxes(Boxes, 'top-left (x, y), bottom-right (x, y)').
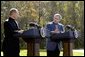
top-left (9, 8), bottom-right (19, 15)
top-left (54, 14), bottom-right (62, 20)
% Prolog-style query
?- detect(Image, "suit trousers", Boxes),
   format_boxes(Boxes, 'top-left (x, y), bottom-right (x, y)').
top-left (47, 49), bottom-right (60, 56)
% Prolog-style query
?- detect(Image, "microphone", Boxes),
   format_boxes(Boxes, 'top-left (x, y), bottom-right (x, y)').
top-left (66, 25), bottom-right (75, 31)
top-left (29, 22), bottom-right (41, 28)
top-left (65, 25), bottom-right (79, 38)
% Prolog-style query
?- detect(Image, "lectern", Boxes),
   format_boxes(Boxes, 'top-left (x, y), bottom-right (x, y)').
top-left (50, 31), bottom-right (77, 56)
top-left (21, 23), bottom-right (41, 56)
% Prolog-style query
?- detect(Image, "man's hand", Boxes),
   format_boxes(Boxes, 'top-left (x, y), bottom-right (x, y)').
top-left (18, 30), bottom-right (24, 33)
top-left (15, 30), bottom-right (24, 34)
top-left (51, 29), bottom-right (60, 33)
top-left (14, 30), bottom-right (24, 37)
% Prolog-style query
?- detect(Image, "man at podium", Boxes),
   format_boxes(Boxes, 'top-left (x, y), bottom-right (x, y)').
top-left (2, 8), bottom-right (24, 56)
top-left (46, 13), bottom-right (65, 56)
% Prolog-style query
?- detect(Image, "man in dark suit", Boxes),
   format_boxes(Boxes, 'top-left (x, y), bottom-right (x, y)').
top-left (2, 8), bottom-right (24, 56)
top-left (46, 14), bottom-right (65, 56)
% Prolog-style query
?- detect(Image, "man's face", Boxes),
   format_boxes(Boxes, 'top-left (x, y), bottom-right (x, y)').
top-left (53, 15), bottom-right (60, 23)
top-left (13, 11), bottom-right (19, 19)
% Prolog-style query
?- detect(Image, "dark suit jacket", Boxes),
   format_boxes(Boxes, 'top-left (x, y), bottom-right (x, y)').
top-left (2, 17), bottom-right (20, 53)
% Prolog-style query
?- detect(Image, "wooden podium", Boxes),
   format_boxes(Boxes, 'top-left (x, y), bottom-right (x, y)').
top-left (51, 31), bottom-right (75, 56)
top-left (62, 39), bottom-right (73, 56)
top-left (26, 39), bottom-right (40, 56)
top-left (21, 22), bottom-right (41, 56)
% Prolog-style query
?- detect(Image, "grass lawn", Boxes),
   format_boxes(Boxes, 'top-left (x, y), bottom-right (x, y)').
top-left (1, 49), bottom-right (84, 56)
